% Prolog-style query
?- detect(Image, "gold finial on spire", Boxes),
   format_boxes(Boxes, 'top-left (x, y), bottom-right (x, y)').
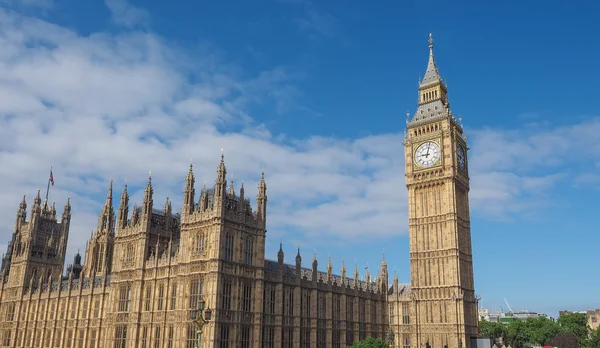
top-left (429, 33), bottom-right (434, 49)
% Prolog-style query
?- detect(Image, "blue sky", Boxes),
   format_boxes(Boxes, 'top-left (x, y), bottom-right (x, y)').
top-left (0, 0), bottom-right (599, 318)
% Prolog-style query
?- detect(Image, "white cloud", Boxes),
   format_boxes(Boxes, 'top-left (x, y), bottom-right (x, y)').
top-left (105, 0), bottom-right (150, 28)
top-left (0, 8), bottom-right (598, 269)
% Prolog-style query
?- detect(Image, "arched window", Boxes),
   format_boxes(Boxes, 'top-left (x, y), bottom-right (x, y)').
top-left (126, 244), bottom-right (134, 264)
top-left (195, 234), bottom-right (205, 253)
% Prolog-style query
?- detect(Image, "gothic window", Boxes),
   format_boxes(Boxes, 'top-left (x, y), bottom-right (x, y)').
top-left (70, 301), bottom-right (77, 319)
top-left (170, 283), bottom-right (177, 310)
top-left (244, 237), bottom-right (253, 265)
top-left (222, 279), bottom-right (232, 310)
top-left (242, 282), bottom-right (252, 312)
top-left (283, 286), bottom-right (293, 316)
top-left (390, 303), bottom-right (395, 324)
top-left (402, 302), bottom-right (410, 325)
top-left (403, 335), bottom-right (410, 348)
top-left (195, 233), bottom-right (205, 253)
top-left (114, 325), bottom-right (127, 348)
top-left (145, 287), bottom-right (152, 311)
top-left (224, 234), bottom-right (234, 261)
top-left (53, 330), bottom-right (62, 348)
top-left (263, 283), bottom-right (276, 314)
top-left (189, 279), bottom-right (204, 309)
top-left (262, 326), bottom-right (274, 348)
top-left (118, 284), bottom-right (131, 312)
top-left (77, 329), bottom-right (84, 348)
top-left (141, 326), bottom-right (149, 348)
top-left (2, 330), bottom-right (11, 347)
top-left (125, 244), bottom-right (134, 264)
top-left (153, 327), bottom-right (161, 348)
top-left (186, 324), bottom-right (196, 348)
top-left (240, 325), bottom-right (251, 348)
top-left (89, 330), bottom-right (97, 348)
top-left (346, 297), bottom-right (354, 322)
top-left (5, 303), bottom-right (15, 321)
top-left (66, 330), bottom-right (73, 348)
top-left (93, 299), bottom-right (100, 318)
top-left (167, 325), bottom-right (174, 348)
top-left (81, 299), bottom-right (88, 318)
top-left (219, 324), bottom-right (230, 348)
top-left (157, 285), bottom-right (165, 311)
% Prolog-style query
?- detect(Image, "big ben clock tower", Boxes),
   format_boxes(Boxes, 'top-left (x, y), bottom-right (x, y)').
top-left (405, 34), bottom-right (478, 348)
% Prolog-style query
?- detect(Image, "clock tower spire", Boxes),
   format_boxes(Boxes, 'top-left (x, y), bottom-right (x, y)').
top-left (405, 34), bottom-right (478, 348)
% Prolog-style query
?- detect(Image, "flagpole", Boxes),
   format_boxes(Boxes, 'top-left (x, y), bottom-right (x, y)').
top-left (45, 166), bottom-right (52, 202)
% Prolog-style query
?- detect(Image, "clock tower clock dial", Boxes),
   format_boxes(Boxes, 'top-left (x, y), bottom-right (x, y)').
top-left (414, 140), bottom-right (441, 168)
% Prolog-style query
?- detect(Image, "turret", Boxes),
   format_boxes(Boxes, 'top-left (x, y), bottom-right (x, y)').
top-left (277, 243), bottom-right (284, 265)
top-left (353, 263), bottom-right (359, 288)
top-left (228, 179), bottom-right (235, 196)
top-left (215, 153), bottom-right (227, 199)
top-left (341, 259), bottom-right (346, 282)
top-left (312, 251), bottom-right (318, 275)
top-left (16, 194), bottom-right (27, 223)
top-left (199, 183), bottom-right (208, 212)
top-left (97, 181), bottom-right (114, 233)
top-left (62, 197), bottom-right (71, 227)
top-left (131, 203), bottom-right (140, 225)
top-left (117, 183), bottom-right (129, 228)
top-left (31, 189), bottom-right (41, 217)
top-left (142, 175), bottom-right (153, 216)
top-left (256, 171), bottom-right (267, 220)
top-left (327, 255), bottom-right (333, 282)
top-left (183, 162), bottom-right (195, 215)
top-left (295, 248), bottom-right (302, 268)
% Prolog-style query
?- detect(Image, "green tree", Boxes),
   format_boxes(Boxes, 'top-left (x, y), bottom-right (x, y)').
top-left (524, 317), bottom-right (560, 346)
top-left (557, 312), bottom-right (590, 346)
top-left (504, 320), bottom-right (531, 348)
top-left (588, 326), bottom-right (600, 348)
top-left (479, 320), bottom-right (508, 341)
top-left (347, 337), bottom-right (390, 348)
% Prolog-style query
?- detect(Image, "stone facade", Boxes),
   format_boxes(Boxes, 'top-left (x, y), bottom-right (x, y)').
top-left (0, 35), bottom-right (476, 348)
top-left (400, 33), bottom-right (478, 348)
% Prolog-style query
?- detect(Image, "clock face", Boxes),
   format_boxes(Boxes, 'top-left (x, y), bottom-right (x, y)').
top-left (456, 143), bottom-right (466, 171)
top-left (414, 141), bottom-right (441, 168)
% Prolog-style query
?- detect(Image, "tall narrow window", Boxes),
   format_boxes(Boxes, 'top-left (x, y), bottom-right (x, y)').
top-left (118, 284), bottom-right (131, 312)
top-left (114, 325), bottom-right (127, 348)
top-left (145, 287), bottom-right (152, 311)
top-left (242, 282), bottom-right (252, 312)
top-left (170, 283), bottom-right (177, 310)
top-left (153, 327), bottom-right (161, 348)
top-left (167, 325), bottom-right (174, 348)
top-left (222, 279), bottom-right (232, 310)
top-left (157, 285), bottom-right (165, 311)
top-left (89, 330), bottom-right (97, 348)
top-left (125, 244), bottom-right (134, 264)
top-left (189, 279), bottom-right (204, 309)
top-left (244, 238), bottom-right (253, 265)
top-left (195, 233), bottom-right (205, 253)
top-left (224, 235), bottom-right (234, 261)
top-left (402, 302), bottom-right (410, 325)
top-left (141, 326), bottom-right (148, 348)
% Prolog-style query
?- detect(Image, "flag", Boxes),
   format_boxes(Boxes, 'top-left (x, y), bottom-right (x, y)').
top-left (49, 168), bottom-right (54, 186)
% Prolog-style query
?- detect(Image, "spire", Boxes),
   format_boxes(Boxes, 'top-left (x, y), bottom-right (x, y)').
top-left (295, 247), bottom-right (302, 265)
top-left (142, 173), bottom-right (153, 215)
top-left (118, 183), bottom-right (129, 228)
top-left (420, 33), bottom-right (442, 87)
top-left (341, 259), bottom-right (346, 279)
top-left (228, 179), bottom-right (235, 196)
top-left (217, 150), bottom-right (226, 183)
top-left (410, 33), bottom-right (450, 124)
top-left (277, 242), bottom-right (284, 264)
top-left (105, 179), bottom-right (113, 208)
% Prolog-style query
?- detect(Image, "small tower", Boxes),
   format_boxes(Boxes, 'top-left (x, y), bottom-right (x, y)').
top-left (327, 255), bottom-right (333, 282)
top-left (85, 182), bottom-right (115, 276)
top-left (277, 243), bottom-right (284, 265)
top-left (256, 171), bottom-right (267, 222)
top-left (117, 183), bottom-right (129, 229)
top-left (183, 163), bottom-right (195, 216)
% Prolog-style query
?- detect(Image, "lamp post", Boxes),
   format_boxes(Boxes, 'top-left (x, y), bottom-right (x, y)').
top-left (190, 297), bottom-right (212, 348)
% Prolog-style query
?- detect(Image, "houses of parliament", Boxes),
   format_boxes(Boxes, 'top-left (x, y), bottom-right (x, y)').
top-left (0, 35), bottom-right (478, 348)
